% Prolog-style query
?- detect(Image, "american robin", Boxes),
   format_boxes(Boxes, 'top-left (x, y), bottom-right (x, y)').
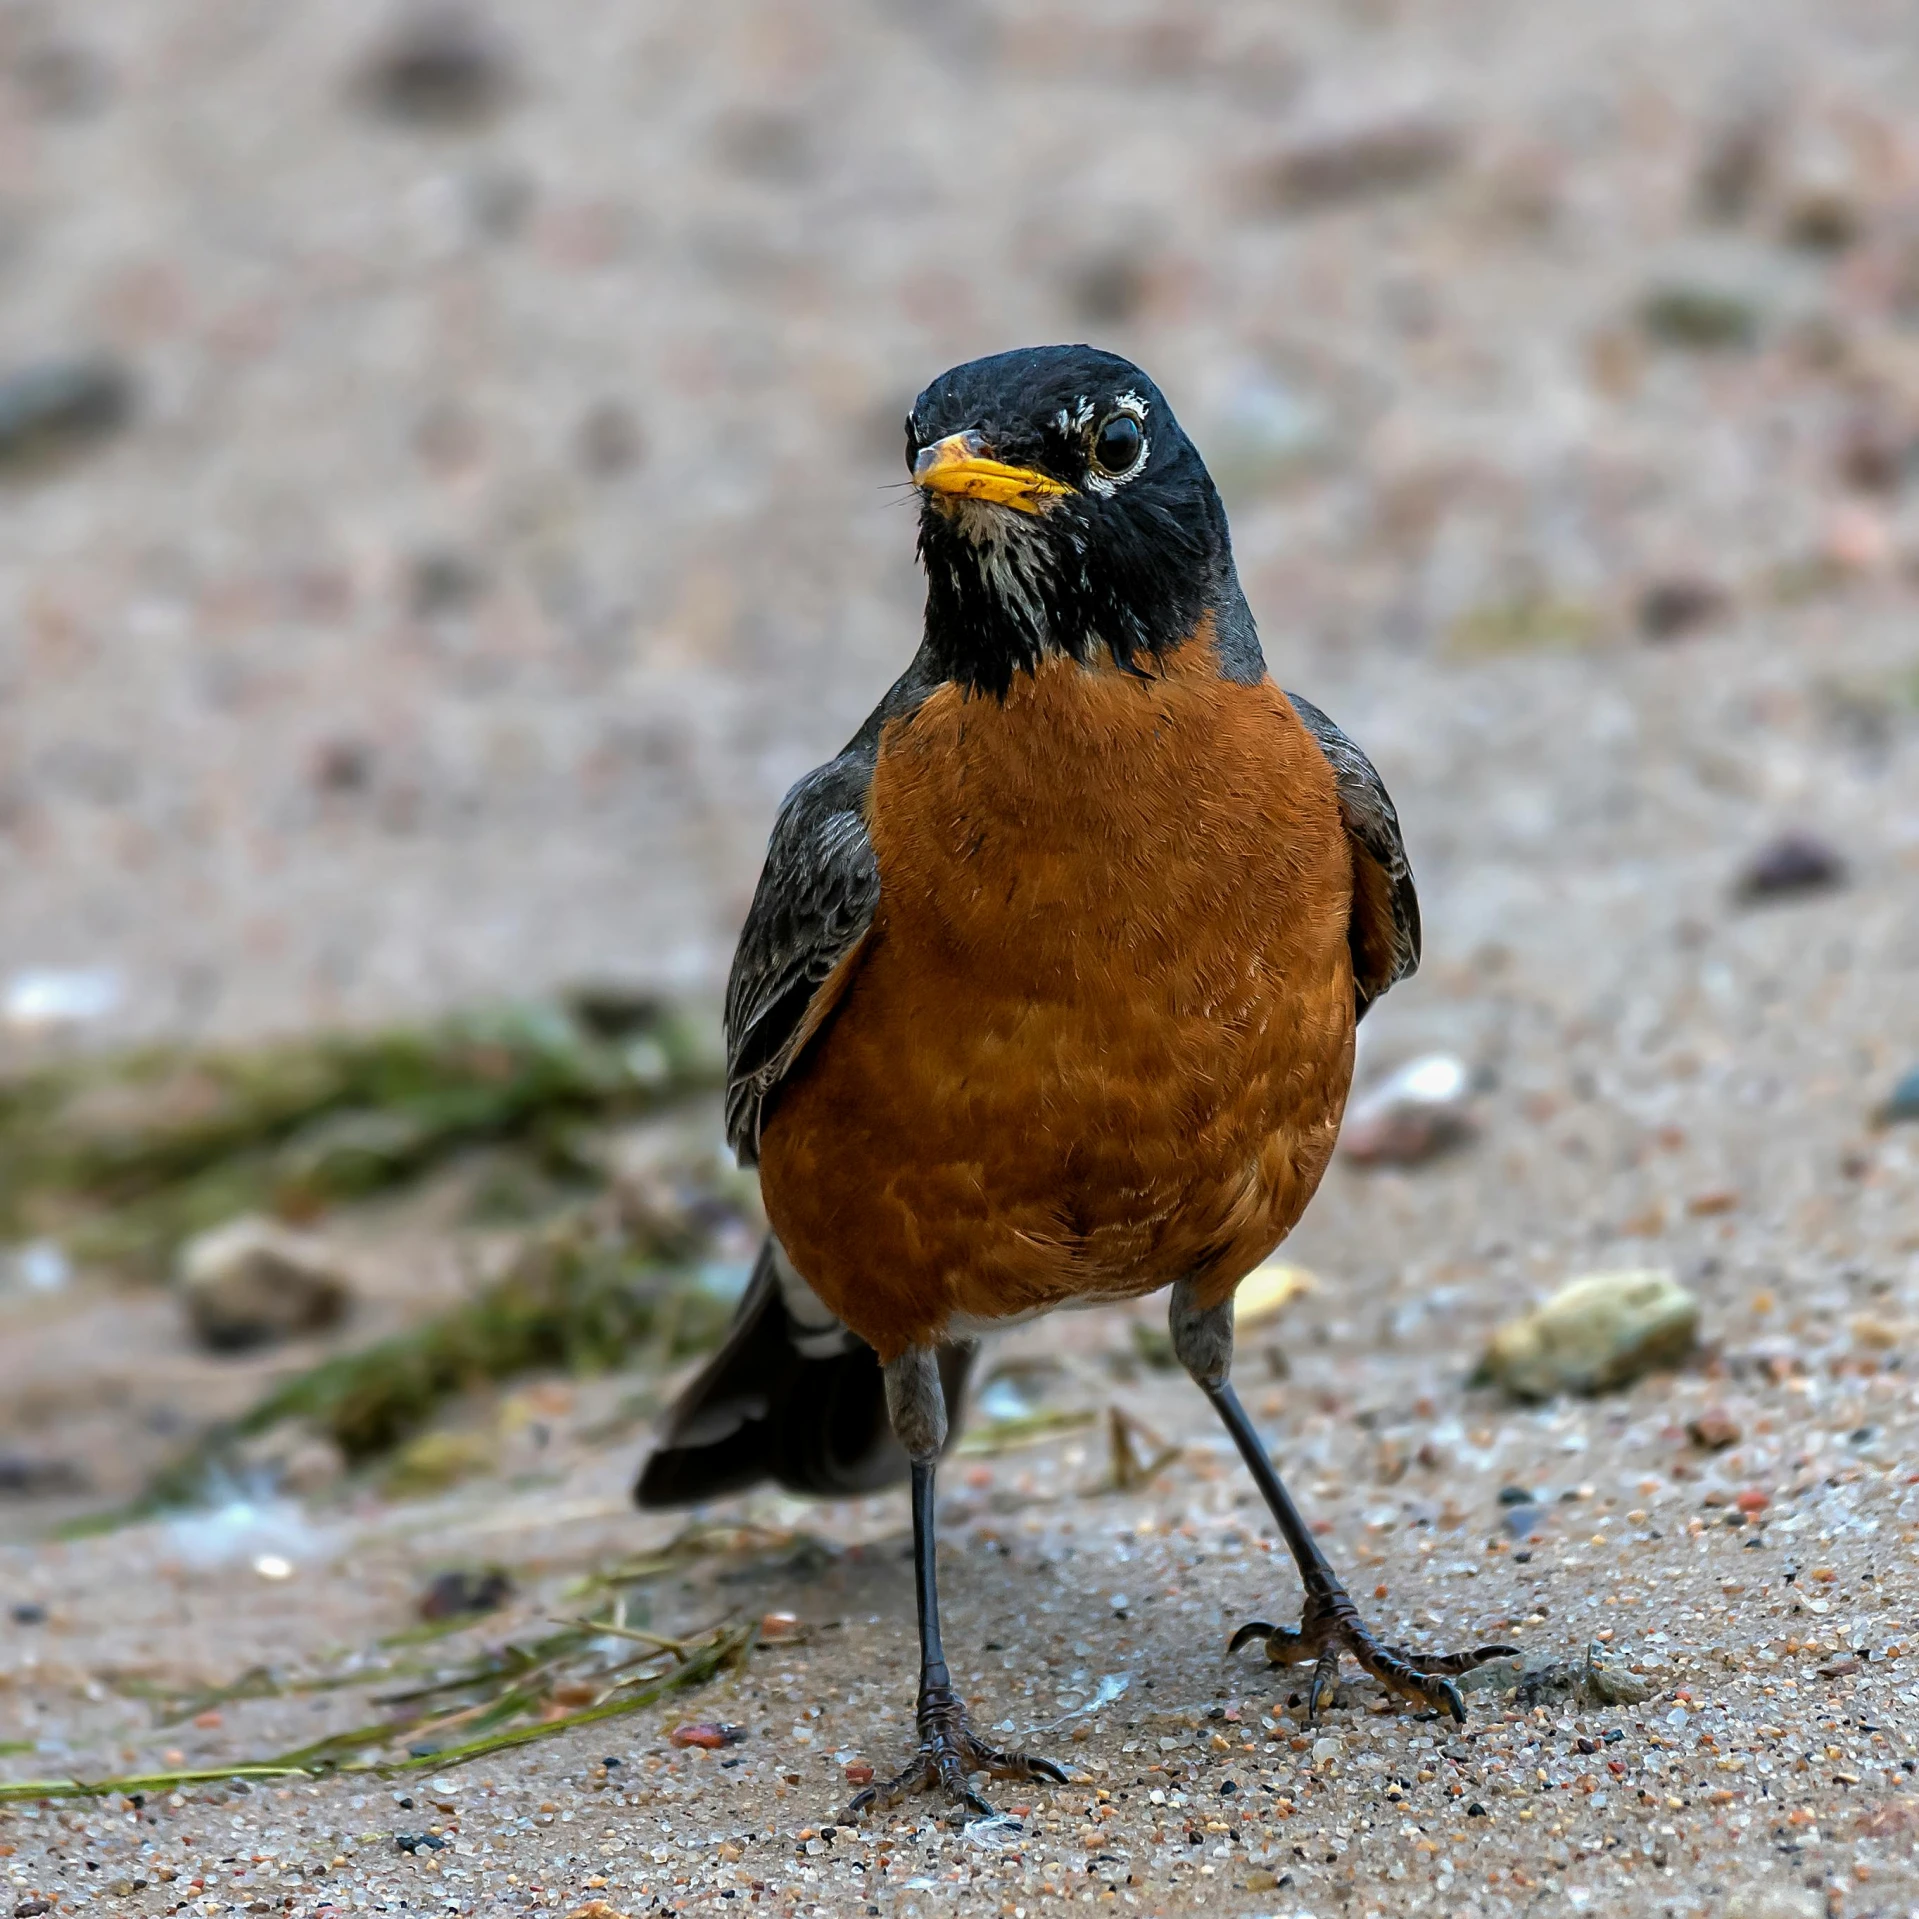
top-left (637, 344), bottom-right (1516, 1816)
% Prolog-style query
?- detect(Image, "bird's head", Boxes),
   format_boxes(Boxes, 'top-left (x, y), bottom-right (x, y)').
top-left (905, 345), bottom-right (1249, 698)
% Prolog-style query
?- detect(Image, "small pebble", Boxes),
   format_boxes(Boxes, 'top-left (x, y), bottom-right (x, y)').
top-left (418, 1566), bottom-right (514, 1620)
top-left (1687, 1409), bottom-right (1742, 1451)
top-left (1876, 1067), bottom-right (1919, 1127)
top-left (1695, 105), bottom-right (1773, 221)
top-left (1479, 1270), bottom-right (1699, 1400)
top-left (0, 357), bottom-right (133, 471)
top-left (1734, 831), bottom-right (1847, 903)
top-left (1340, 1054), bottom-right (1476, 1167)
top-left (1255, 114), bottom-right (1462, 211)
top-left (0, 1455), bottom-right (87, 1498)
top-left (1835, 413), bottom-right (1912, 493)
top-left (408, 548), bottom-right (487, 615)
top-left (669, 1721), bottom-right (745, 1750)
top-left (1782, 182), bottom-right (1861, 253)
top-left (3, 971), bottom-right (119, 1033)
top-left (1064, 248), bottom-right (1152, 326)
top-left (393, 1833), bottom-right (445, 1853)
top-left (355, 6), bottom-right (514, 127)
top-left (1640, 283), bottom-right (1759, 350)
top-left (176, 1215), bottom-right (353, 1352)
top-left (576, 400), bottom-right (644, 476)
top-left (10, 36), bottom-right (113, 118)
top-left (1501, 1503), bottom-right (1544, 1540)
top-left (1637, 576), bottom-right (1727, 641)
top-left (1822, 501), bottom-right (1893, 572)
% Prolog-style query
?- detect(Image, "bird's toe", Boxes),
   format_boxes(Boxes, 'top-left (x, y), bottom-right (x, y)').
top-left (1230, 1588), bottom-right (1519, 1724)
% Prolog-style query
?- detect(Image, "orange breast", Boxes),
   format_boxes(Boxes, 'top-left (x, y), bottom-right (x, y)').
top-left (757, 636), bottom-right (1357, 1360)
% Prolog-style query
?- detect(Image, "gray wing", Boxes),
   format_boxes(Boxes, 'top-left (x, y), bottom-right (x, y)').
top-left (723, 651), bottom-right (939, 1162)
top-left (1285, 692), bottom-right (1421, 1020)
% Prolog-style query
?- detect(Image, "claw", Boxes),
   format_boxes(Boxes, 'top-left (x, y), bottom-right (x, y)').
top-left (1227, 1619), bottom-right (1279, 1656)
top-left (1304, 1647), bottom-right (1338, 1721)
top-left (842, 1689), bottom-right (1068, 1823)
top-left (1231, 1586), bottom-right (1517, 1724)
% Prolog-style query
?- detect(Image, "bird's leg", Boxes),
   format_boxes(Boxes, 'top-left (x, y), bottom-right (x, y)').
top-left (1169, 1279), bottom-right (1518, 1724)
top-left (844, 1348), bottom-right (1069, 1822)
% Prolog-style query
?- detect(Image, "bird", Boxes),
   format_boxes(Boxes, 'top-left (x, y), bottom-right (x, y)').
top-left (636, 343), bottom-right (1516, 1817)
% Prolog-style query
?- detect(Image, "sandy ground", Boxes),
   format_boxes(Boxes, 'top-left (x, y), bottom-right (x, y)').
top-left (5, 0), bottom-right (1919, 1915)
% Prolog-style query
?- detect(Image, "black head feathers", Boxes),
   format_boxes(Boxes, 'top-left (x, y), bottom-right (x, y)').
top-left (906, 346), bottom-right (1257, 699)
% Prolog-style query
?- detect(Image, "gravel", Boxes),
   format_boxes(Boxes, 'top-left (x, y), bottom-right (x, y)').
top-left (4, 0), bottom-right (1919, 1914)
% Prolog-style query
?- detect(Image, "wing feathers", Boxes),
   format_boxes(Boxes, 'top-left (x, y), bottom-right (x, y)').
top-left (722, 652), bottom-right (937, 1160)
top-left (1285, 691), bottom-right (1421, 1019)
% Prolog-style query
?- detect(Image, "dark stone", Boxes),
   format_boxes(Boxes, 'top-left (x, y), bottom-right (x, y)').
top-left (417, 1566), bottom-right (513, 1620)
top-left (1734, 831), bottom-right (1847, 903)
top-left (312, 738), bottom-right (376, 793)
top-left (1066, 250), bottom-right (1151, 326)
top-left (11, 38), bottom-right (114, 118)
top-left (1638, 577), bottom-right (1728, 641)
top-left (1640, 284), bottom-right (1758, 350)
top-left (465, 164), bottom-right (535, 239)
top-left (576, 400), bottom-right (644, 477)
top-left (712, 108), bottom-right (812, 181)
top-left (0, 1455), bottom-right (87, 1498)
top-left (0, 358), bottom-right (133, 471)
top-left (356, 8), bottom-right (514, 128)
top-left (1497, 1485), bottom-right (1539, 1506)
top-left (1784, 189), bottom-right (1861, 253)
top-left (1878, 1066), bottom-right (1919, 1126)
top-left (1836, 414), bottom-right (1913, 493)
top-left (407, 549), bottom-right (486, 616)
top-left (566, 981), bottom-right (665, 1039)
top-left (1695, 109), bottom-right (1773, 222)
top-left (1256, 116), bottom-right (1462, 211)
top-left (393, 1832), bottom-right (446, 1853)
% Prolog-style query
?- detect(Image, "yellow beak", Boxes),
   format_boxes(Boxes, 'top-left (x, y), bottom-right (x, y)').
top-left (912, 431), bottom-right (1073, 514)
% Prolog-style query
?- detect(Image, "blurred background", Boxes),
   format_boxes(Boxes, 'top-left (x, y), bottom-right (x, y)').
top-left (1, 0), bottom-right (1917, 1780)
top-left (1, 0), bottom-right (1915, 1043)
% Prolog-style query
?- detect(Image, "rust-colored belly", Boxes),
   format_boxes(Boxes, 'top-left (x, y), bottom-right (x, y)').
top-left (757, 646), bottom-right (1356, 1360)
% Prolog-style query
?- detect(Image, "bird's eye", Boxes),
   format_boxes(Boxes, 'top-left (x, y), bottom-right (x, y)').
top-left (1092, 412), bottom-right (1144, 476)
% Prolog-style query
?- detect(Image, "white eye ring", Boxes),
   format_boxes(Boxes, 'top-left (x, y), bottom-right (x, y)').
top-left (1084, 400), bottom-right (1149, 494)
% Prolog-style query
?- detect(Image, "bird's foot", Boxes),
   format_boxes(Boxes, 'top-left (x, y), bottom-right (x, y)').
top-left (843, 1679), bottom-right (1068, 1822)
top-left (1230, 1574), bottom-right (1518, 1725)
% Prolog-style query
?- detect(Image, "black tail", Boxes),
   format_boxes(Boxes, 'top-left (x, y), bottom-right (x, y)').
top-left (634, 1237), bottom-right (974, 1508)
